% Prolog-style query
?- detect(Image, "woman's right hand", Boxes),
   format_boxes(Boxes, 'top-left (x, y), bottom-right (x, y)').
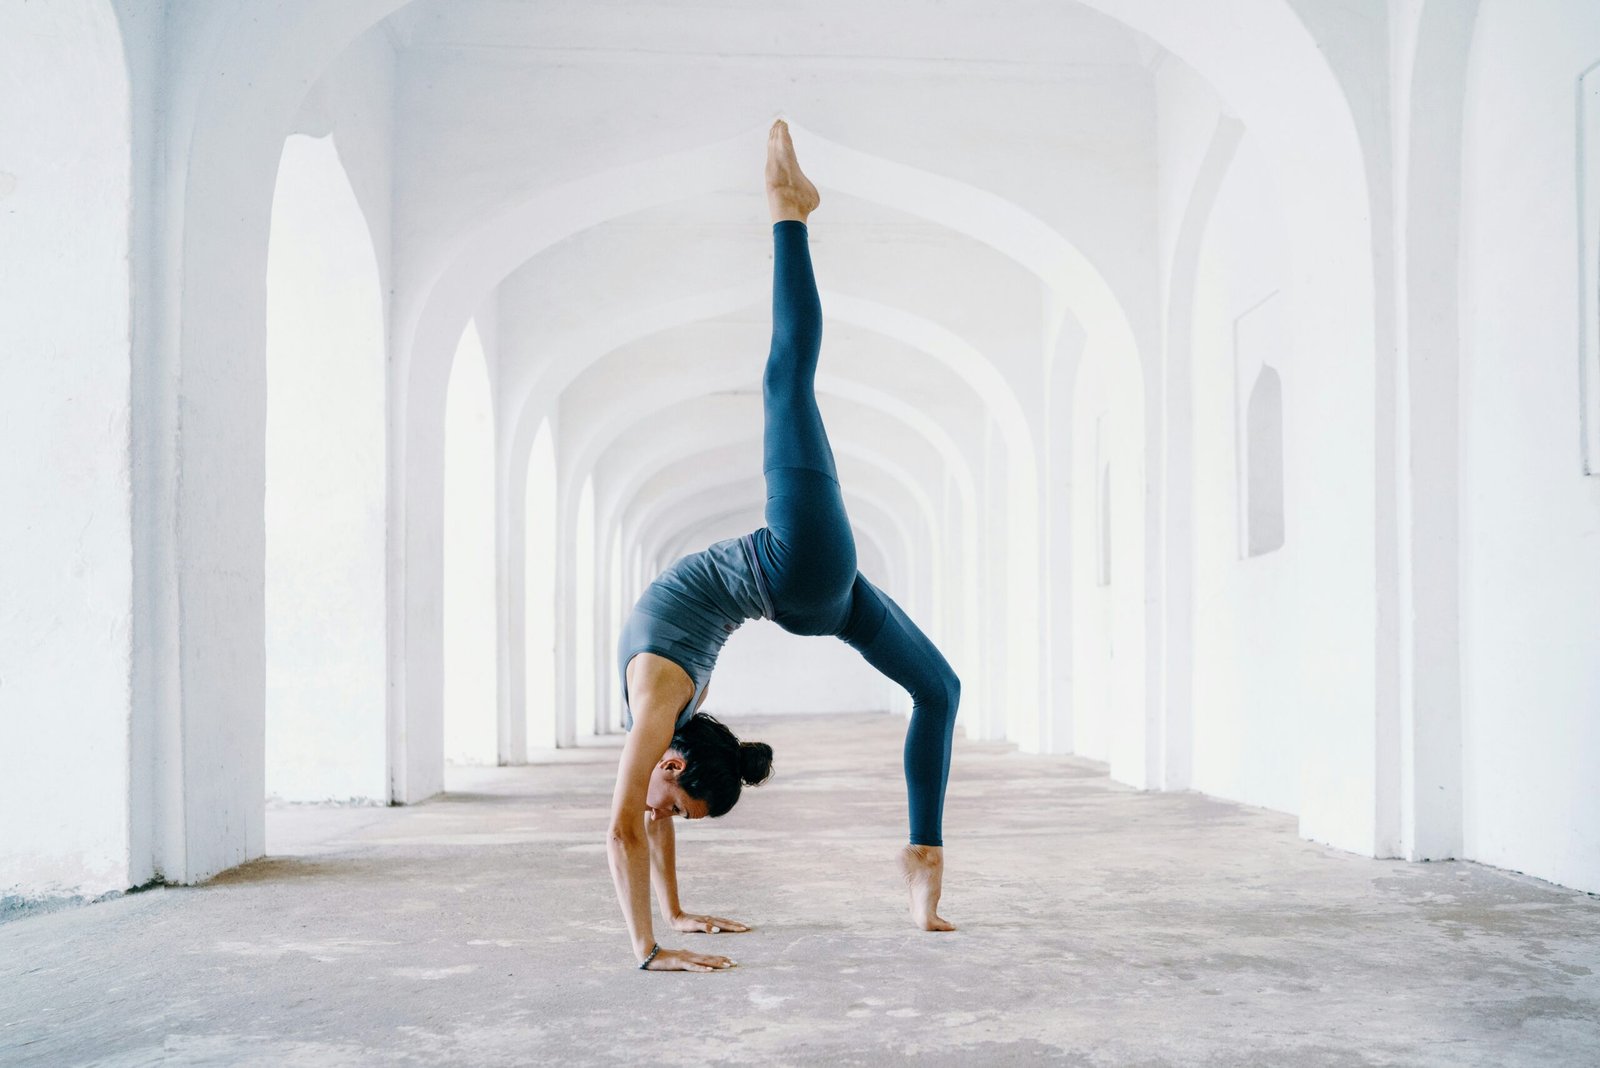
top-left (642, 947), bottom-right (737, 972)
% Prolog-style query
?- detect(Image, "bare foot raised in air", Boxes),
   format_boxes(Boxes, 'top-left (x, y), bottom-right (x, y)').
top-left (766, 119), bottom-right (820, 224)
top-left (901, 844), bottom-right (957, 932)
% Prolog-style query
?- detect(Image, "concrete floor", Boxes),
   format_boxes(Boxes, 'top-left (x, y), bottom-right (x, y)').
top-left (4, 713), bottom-right (1599, 1067)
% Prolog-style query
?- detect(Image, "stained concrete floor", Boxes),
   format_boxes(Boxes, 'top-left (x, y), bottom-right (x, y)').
top-left (4, 713), bottom-right (1599, 1067)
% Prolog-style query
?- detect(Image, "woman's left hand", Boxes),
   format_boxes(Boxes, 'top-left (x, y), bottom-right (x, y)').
top-left (671, 912), bottom-right (750, 934)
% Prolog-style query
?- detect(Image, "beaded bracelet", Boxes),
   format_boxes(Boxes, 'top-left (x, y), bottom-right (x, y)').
top-left (639, 942), bottom-right (660, 970)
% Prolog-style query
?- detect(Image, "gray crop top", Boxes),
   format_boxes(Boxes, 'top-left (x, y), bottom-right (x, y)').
top-left (616, 533), bottom-right (775, 731)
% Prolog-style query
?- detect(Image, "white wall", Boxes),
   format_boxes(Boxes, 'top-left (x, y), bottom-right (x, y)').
top-left (1187, 133), bottom-right (1301, 817)
top-left (1069, 344), bottom-right (1145, 777)
top-left (1458, 0), bottom-right (1600, 893)
top-left (0, 1), bottom-right (134, 903)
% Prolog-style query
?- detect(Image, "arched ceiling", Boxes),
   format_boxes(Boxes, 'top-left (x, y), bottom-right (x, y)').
top-left (334, 0), bottom-right (1362, 610)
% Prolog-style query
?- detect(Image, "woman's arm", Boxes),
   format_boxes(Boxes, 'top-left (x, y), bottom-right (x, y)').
top-left (648, 813), bottom-right (751, 934)
top-left (645, 806), bottom-right (684, 921)
top-left (606, 660), bottom-right (734, 971)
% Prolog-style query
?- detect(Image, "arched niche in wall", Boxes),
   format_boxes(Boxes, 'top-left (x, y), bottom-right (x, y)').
top-left (1245, 364), bottom-right (1286, 557)
top-left (443, 319), bottom-right (497, 766)
top-left (523, 419), bottom-right (558, 751)
top-left (264, 133), bottom-right (387, 802)
top-left (1232, 292), bottom-right (1288, 560)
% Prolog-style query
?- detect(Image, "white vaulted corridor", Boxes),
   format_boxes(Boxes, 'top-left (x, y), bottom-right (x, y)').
top-left (2, 1), bottom-right (1600, 1064)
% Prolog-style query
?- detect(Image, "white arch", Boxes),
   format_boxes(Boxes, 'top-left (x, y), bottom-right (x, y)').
top-left (408, 122), bottom-right (1138, 422)
top-left (443, 320), bottom-right (497, 766)
top-left (1071, 0), bottom-right (1382, 856)
top-left (264, 133), bottom-right (387, 802)
top-left (522, 420), bottom-right (559, 753)
top-left (149, 0), bottom-right (1388, 882)
top-left (411, 127), bottom-right (1136, 769)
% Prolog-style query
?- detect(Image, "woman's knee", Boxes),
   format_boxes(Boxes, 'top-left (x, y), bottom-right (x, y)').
top-left (915, 663), bottom-right (960, 723)
top-left (940, 669), bottom-right (961, 721)
top-left (762, 347), bottom-right (818, 397)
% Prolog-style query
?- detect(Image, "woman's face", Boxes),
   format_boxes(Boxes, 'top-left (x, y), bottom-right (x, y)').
top-left (645, 753), bottom-right (710, 822)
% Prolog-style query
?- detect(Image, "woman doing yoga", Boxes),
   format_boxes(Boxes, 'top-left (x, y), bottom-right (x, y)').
top-left (606, 120), bottom-right (962, 972)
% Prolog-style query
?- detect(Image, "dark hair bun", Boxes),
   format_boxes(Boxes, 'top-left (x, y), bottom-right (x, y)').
top-left (737, 741), bottom-right (774, 786)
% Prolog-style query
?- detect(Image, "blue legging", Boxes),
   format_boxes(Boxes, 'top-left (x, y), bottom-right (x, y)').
top-left (748, 220), bottom-right (961, 848)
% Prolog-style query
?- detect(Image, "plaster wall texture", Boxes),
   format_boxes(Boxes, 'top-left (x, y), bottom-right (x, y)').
top-left (133, 0), bottom-right (409, 883)
top-left (113, 0), bottom-right (176, 899)
top-left (1459, 0), bottom-right (1600, 893)
top-left (0, 1), bottom-right (135, 902)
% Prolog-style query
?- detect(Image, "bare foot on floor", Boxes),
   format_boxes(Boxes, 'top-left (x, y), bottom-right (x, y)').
top-left (901, 844), bottom-right (957, 932)
top-left (766, 119), bottom-right (820, 224)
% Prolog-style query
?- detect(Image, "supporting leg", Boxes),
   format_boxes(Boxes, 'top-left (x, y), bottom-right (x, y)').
top-left (840, 572), bottom-right (961, 930)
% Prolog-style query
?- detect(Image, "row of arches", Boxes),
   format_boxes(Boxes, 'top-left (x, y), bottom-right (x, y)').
top-left (9, 0), bottom-right (1597, 907)
top-left (253, 115), bottom-right (1297, 812)
top-left (0, 0), bottom-right (1376, 893)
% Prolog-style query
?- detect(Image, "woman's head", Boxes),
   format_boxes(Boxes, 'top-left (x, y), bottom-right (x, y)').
top-left (645, 712), bottom-right (773, 820)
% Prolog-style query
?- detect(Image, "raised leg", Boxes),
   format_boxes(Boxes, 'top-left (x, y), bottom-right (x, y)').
top-left (762, 220), bottom-right (833, 480)
top-left (754, 125), bottom-right (856, 628)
